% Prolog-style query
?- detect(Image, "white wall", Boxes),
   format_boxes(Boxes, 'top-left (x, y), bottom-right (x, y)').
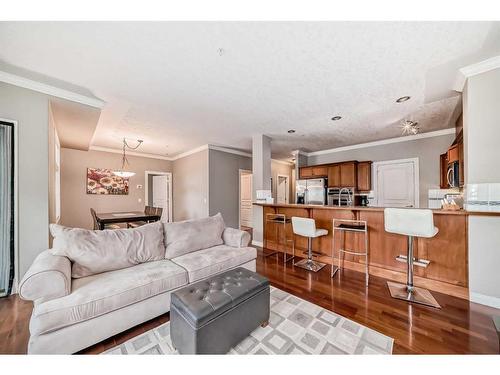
top-left (0, 83), bottom-right (49, 278)
top-left (463, 67), bottom-right (500, 308)
top-left (307, 133), bottom-right (455, 207)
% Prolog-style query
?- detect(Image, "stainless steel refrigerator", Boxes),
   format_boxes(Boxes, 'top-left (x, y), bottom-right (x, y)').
top-left (295, 178), bottom-right (327, 205)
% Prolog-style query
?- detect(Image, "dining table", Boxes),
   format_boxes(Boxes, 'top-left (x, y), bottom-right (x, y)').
top-left (95, 211), bottom-right (162, 230)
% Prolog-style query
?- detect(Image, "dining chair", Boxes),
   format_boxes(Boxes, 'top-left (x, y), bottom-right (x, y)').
top-left (128, 206), bottom-right (163, 228)
top-left (90, 208), bottom-right (120, 230)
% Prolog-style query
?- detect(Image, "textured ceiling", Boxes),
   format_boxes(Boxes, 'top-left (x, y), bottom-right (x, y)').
top-left (1, 22), bottom-right (500, 160)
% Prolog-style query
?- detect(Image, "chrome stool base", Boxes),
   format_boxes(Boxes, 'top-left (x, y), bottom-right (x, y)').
top-left (387, 281), bottom-right (441, 308)
top-left (294, 259), bottom-right (326, 272)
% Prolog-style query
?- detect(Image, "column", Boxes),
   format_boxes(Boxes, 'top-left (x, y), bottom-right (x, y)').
top-left (251, 134), bottom-right (272, 245)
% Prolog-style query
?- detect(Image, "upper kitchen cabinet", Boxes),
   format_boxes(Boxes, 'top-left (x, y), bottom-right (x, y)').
top-left (327, 165), bottom-right (341, 186)
top-left (340, 161), bottom-right (357, 187)
top-left (327, 162), bottom-right (357, 187)
top-left (299, 165), bottom-right (328, 179)
top-left (356, 161), bottom-right (372, 191)
top-left (447, 144), bottom-right (459, 164)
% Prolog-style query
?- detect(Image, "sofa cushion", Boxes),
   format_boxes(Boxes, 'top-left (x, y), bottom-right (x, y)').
top-left (50, 221), bottom-right (166, 278)
top-left (171, 245), bottom-right (257, 282)
top-left (30, 260), bottom-right (188, 336)
top-left (163, 213), bottom-right (225, 259)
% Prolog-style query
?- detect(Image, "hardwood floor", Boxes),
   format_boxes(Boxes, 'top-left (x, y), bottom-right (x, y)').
top-left (1, 249), bottom-right (498, 354)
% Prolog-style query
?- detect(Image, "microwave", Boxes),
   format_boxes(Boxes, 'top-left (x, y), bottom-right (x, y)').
top-left (447, 161), bottom-right (460, 188)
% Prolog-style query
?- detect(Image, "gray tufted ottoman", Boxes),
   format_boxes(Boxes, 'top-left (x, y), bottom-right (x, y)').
top-left (170, 267), bottom-right (270, 354)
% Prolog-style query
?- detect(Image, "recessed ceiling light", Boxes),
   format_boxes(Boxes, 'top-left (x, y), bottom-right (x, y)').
top-left (331, 116), bottom-right (342, 121)
top-left (287, 129), bottom-right (296, 134)
top-left (396, 96), bottom-right (411, 103)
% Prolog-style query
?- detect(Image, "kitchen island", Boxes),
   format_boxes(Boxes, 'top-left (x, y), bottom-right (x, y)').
top-left (255, 203), bottom-right (469, 299)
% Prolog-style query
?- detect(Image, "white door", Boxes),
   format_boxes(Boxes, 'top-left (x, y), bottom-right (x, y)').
top-left (240, 173), bottom-right (253, 228)
top-left (152, 175), bottom-right (169, 221)
top-left (277, 175), bottom-right (288, 204)
top-left (375, 160), bottom-right (418, 208)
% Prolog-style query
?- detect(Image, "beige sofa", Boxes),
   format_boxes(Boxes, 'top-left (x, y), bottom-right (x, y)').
top-left (19, 214), bottom-right (256, 354)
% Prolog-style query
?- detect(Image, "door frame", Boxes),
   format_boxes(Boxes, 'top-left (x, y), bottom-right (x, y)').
top-left (238, 169), bottom-right (252, 229)
top-left (1, 118), bottom-right (18, 295)
top-left (276, 174), bottom-right (289, 204)
top-left (144, 171), bottom-right (173, 222)
top-left (372, 158), bottom-right (419, 208)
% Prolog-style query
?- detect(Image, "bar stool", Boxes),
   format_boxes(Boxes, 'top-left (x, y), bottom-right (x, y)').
top-left (291, 217), bottom-right (328, 272)
top-left (331, 219), bottom-right (369, 286)
top-left (265, 213), bottom-right (294, 262)
top-left (384, 208), bottom-right (440, 308)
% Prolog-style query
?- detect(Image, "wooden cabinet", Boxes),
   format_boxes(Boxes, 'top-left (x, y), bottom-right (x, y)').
top-left (340, 162), bottom-right (357, 187)
top-left (299, 165), bottom-right (328, 179)
top-left (327, 162), bottom-right (358, 187)
top-left (439, 153), bottom-right (448, 189)
top-left (457, 133), bottom-right (464, 187)
top-left (303, 160), bottom-right (368, 188)
top-left (299, 167), bottom-right (313, 179)
top-left (356, 161), bottom-right (372, 191)
top-left (312, 166), bottom-right (328, 177)
top-left (447, 144), bottom-right (459, 164)
top-left (327, 165), bottom-right (341, 187)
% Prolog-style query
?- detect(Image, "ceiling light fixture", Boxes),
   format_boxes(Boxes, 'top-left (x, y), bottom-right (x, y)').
top-left (331, 116), bottom-right (342, 121)
top-left (113, 138), bottom-right (143, 178)
top-left (400, 120), bottom-right (419, 135)
top-left (396, 96), bottom-right (411, 103)
top-left (287, 129), bottom-right (296, 134)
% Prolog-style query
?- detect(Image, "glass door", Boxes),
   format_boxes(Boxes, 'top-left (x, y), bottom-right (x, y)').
top-left (0, 120), bottom-right (15, 297)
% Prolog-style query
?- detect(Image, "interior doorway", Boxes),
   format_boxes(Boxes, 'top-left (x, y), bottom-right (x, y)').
top-left (276, 174), bottom-right (289, 204)
top-left (145, 171), bottom-right (173, 222)
top-left (239, 169), bottom-right (253, 229)
top-left (373, 158), bottom-right (419, 208)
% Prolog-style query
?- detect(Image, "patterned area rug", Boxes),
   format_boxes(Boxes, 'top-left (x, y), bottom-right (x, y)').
top-left (104, 287), bottom-right (393, 355)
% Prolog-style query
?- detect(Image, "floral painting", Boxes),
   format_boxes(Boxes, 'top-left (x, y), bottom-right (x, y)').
top-left (87, 168), bottom-right (129, 195)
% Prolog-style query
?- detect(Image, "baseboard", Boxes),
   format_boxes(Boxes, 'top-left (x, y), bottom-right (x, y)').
top-left (251, 240), bottom-right (263, 247)
top-left (470, 292), bottom-right (500, 309)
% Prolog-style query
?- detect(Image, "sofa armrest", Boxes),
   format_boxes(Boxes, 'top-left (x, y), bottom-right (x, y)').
top-left (19, 250), bottom-right (71, 303)
top-left (222, 227), bottom-right (251, 248)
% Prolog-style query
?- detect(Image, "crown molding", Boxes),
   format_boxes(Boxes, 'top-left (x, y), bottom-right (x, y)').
top-left (173, 145), bottom-right (209, 160)
top-left (208, 145), bottom-right (252, 158)
top-left (89, 145), bottom-right (173, 161)
top-left (272, 159), bottom-right (295, 166)
top-left (0, 70), bottom-right (105, 108)
top-left (453, 55), bottom-right (500, 92)
top-left (306, 128), bottom-right (456, 157)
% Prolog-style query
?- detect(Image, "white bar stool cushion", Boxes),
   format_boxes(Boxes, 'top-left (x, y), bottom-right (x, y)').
top-left (384, 208), bottom-right (438, 238)
top-left (291, 217), bottom-right (328, 238)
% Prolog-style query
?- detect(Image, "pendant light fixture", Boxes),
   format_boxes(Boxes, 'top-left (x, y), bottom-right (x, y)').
top-left (113, 138), bottom-right (143, 178)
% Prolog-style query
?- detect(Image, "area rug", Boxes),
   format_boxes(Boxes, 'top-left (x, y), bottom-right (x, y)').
top-left (103, 287), bottom-right (393, 355)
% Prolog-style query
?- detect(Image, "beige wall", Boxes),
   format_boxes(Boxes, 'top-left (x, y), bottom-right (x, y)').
top-left (307, 133), bottom-right (455, 208)
top-left (208, 150), bottom-right (252, 228)
top-left (48, 104), bottom-right (60, 227)
top-left (172, 150), bottom-right (209, 221)
top-left (271, 160), bottom-right (294, 204)
top-left (0, 83), bottom-right (50, 278)
top-left (60, 148), bottom-right (172, 229)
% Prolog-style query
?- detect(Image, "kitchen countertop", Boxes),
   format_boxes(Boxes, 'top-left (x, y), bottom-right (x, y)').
top-left (253, 202), bottom-right (468, 215)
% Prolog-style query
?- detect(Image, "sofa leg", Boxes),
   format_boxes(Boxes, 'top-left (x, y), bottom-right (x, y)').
top-left (260, 321), bottom-right (269, 328)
